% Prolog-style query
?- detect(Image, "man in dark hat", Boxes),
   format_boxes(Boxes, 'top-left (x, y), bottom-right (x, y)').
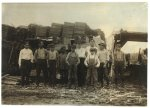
top-left (34, 41), bottom-right (48, 87)
top-left (66, 44), bottom-right (80, 89)
top-left (98, 41), bottom-right (109, 88)
top-left (18, 42), bottom-right (33, 87)
top-left (47, 43), bottom-right (58, 87)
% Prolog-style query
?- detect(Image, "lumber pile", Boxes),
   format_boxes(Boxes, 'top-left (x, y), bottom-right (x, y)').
top-left (49, 23), bottom-right (63, 43)
top-left (49, 23), bottom-right (62, 37)
top-left (73, 22), bottom-right (88, 43)
top-left (35, 25), bottom-right (50, 38)
top-left (62, 22), bottom-right (74, 38)
top-left (2, 22), bottom-right (105, 44)
top-left (62, 22), bottom-right (74, 44)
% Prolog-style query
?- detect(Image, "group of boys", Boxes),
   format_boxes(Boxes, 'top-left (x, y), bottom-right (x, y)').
top-left (18, 39), bottom-right (126, 89)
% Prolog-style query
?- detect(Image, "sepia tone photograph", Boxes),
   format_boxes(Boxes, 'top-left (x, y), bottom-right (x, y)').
top-left (2, 2), bottom-right (148, 105)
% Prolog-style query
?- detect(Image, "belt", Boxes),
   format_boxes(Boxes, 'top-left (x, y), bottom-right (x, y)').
top-left (22, 59), bottom-right (31, 61)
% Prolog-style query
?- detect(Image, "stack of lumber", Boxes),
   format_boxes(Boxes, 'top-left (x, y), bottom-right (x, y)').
top-left (49, 23), bottom-right (63, 43)
top-left (73, 22), bottom-right (87, 43)
top-left (74, 22), bottom-right (86, 35)
top-left (49, 23), bottom-right (62, 37)
top-left (62, 22), bottom-right (74, 44)
top-left (62, 22), bottom-right (74, 38)
top-left (35, 25), bottom-right (50, 37)
top-left (63, 38), bottom-right (71, 45)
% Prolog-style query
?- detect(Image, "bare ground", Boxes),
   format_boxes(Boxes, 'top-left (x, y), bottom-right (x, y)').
top-left (2, 80), bottom-right (147, 106)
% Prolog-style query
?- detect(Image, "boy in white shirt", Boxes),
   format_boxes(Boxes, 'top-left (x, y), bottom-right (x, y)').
top-left (18, 42), bottom-right (33, 86)
top-left (75, 43), bottom-right (86, 87)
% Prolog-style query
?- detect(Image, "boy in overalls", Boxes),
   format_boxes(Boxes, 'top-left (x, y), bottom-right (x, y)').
top-left (84, 48), bottom-right (100, 89)
top-left (66, 45), bottom-right (80, 89)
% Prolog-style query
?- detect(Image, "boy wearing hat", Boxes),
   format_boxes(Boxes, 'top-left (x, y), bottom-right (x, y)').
top-left (98, 41), bottom-right (109, 88)
top-left (58, 46), bottom-right (68, 85)
top-left (18, 42), bottom-right (33, 86)
top-left (84, 47), bottom-right (100, 88)
top-left (47, 43), bottom-right (58, 87)
top-left (66, 44), bottom-right (80, 89)
top-left (34, 41), bottom-right (48, 87)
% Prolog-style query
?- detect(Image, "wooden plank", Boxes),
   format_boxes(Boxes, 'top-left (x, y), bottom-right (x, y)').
top-left (2, 81), bottom-right (17, 85)
top-left (3, 77), bottom-right (19, 81)
top-left (7, 76), bottom-right (20, 80)
top-left (2, 74), bottom-right (10, 79)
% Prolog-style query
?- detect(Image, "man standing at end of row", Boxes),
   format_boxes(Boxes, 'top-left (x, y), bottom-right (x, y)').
top-left (18, 42), bottom-right (33, 87)
top-left (113, 43), bottom-right (126, 87)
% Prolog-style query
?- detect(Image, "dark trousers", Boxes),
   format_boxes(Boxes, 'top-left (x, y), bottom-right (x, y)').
top-left (48, 60), bottom-right (56, 86)
top-left (60, 69), bottom-right (68, 84)
top-left (106, 61), bottom-right (112, 75)
top-left (114, 61), bottom-right (124, 86)
top-left (68, 65), bottom-right (78, 87)
top-left (36, 59), bottom-right (48, 86)
top-left (98, 63), bottom-right (109, 87)
top-left (21, 59), bottom-right (32, 86)
top-left (139, 64), bottom-right (147, 87)
top-left (77, 58), bottom-right (86, 87)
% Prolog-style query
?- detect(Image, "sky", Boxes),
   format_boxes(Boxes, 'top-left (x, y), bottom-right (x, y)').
top-left (2, 3), bottom-right (148, 50)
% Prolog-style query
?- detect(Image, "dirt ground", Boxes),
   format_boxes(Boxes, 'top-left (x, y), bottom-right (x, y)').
top-left (2, 77), bottom-right (147, 106)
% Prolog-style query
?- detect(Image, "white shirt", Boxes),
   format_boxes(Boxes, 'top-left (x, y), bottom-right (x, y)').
top-left (18, 48), bottom-right (34, 66)
top-left (75, 47), bottom-right (86, 58)
top-left (98, 49), bottom-right (109, 63)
